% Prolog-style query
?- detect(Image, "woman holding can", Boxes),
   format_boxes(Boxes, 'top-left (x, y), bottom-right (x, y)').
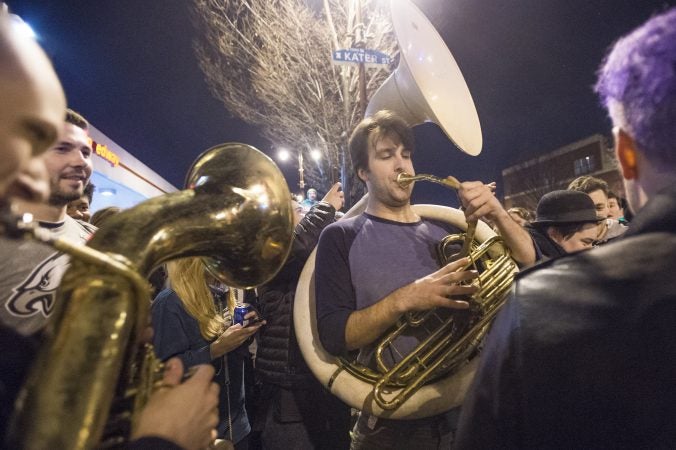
top-left (152, 257), bottom-right (263, 450)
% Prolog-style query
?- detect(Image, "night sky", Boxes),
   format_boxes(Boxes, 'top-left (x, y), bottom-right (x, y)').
top-left (7, 0), bottom-right (675, 208)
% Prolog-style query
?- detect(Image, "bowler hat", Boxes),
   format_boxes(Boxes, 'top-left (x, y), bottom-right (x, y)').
top-left (532, 190), bottom-right (599, 225)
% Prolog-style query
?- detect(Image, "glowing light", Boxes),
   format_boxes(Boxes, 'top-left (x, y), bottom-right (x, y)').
top-left (310, 149), bottom-right (322, 161)
top-left (100, 188), bottom-right (117, 196)
top-left (194, 175), bottom-right (210, 187)
top-left (249, 184), bottom-right (266, 194)
top-left (213, 211), bottom-right (228, 221)
top-left (9, 15), bottom-right (37, 40)
top-left (232, 184), bottom-right (270, 208)
top-left (278, 148), bottom-right (290, 161)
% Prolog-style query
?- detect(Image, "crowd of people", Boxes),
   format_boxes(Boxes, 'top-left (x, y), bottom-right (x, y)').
top-left (1, 2), bottom-right (675, 449)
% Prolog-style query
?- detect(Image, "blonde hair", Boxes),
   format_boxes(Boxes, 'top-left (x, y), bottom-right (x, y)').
top-left (166, 258), bottom-right (225, 340)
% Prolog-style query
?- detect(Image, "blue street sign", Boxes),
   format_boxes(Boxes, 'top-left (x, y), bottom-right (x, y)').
top-left (332, 48), bottom-right (391, 67)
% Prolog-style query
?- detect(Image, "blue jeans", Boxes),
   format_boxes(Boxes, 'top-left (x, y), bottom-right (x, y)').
top-left (349, 408), bottom-right (460, 450)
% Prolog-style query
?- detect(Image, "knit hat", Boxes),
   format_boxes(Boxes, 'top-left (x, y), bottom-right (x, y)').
top-left (532, 190), bottom-right (599, 225)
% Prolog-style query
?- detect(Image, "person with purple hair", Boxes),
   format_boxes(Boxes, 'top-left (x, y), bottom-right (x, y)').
top-left (454, 7), bottom-right (676, 448)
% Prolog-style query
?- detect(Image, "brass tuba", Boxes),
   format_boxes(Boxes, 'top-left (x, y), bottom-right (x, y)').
top-left (5, 143), bottom-right (294, 449)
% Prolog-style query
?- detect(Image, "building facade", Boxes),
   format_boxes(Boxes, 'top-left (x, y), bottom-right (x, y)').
top-left (501, 134), bottom-right (624, 211)
top-left (88, 124), bottom-right (177, 213)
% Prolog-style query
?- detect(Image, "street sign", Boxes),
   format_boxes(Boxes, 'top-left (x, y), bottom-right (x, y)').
top-left (332, 48), bottom-right (391, 67)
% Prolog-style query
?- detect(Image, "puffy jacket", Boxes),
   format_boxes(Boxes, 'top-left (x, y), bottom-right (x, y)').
top-left (256, 202), bottom-right (336, 388)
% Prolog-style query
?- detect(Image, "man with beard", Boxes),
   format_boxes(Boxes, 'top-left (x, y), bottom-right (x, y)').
top-left (0, 109), bottom-right (97, 336)
top-left (0, 5), bottom-right (62, 206)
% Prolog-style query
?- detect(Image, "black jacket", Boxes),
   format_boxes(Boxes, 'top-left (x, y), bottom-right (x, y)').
top-left (455, 182), bottom-right (676, 449)
top-left (525, 223), bottom-right (567, 261)
top-left (256, 202), bottom-right (336, 388)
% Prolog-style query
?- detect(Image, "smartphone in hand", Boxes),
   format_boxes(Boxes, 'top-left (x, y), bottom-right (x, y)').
top-left (245, 316), bottom-right (265, 327)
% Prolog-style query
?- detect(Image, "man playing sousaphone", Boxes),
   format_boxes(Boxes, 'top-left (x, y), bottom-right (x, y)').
top-left (315, 110), bottom-right (536, 448)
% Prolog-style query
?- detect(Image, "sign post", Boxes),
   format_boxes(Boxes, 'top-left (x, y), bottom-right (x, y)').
top-left (332, 48), bottom-right (391, 68)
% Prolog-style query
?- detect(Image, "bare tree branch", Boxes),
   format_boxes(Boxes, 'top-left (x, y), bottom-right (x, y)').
top-left (192, 0), bottom-right (396, 200)
top-left (518, 165), bottom-right (569, 211)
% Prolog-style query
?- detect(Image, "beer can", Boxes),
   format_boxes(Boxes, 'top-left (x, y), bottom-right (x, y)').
top-left (233, 303), bottom-right (252, 327)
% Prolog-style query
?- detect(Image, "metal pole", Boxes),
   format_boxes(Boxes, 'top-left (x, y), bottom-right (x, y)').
top-left (298, 150), bottom-right (305, 190)
top-left (356, 0), bottom-right (367, 118)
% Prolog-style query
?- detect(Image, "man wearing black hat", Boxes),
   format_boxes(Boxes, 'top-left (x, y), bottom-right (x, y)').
top-left (525, 190), bottom-right (600, 261)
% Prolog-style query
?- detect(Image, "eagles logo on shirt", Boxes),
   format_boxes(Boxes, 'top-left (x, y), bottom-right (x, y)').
top-left (5, 252), bottom-right (70, 318)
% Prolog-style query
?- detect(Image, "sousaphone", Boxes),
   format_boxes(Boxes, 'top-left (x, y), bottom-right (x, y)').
top-left (294, 0), bottom-right (516, 418)
top-left (6, 144), bottom-right (294, 448)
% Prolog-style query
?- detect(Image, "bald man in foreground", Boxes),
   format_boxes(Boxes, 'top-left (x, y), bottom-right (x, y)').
top-left (0, 4), bottom-right (63, 203)
top-left (0, 7), bottom-right (219, 449)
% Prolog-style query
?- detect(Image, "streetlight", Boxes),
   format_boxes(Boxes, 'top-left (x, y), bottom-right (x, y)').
top-left (277, 148), bottom-right (291, 161)
top-left (276, 146), bottom-right (322, 190)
